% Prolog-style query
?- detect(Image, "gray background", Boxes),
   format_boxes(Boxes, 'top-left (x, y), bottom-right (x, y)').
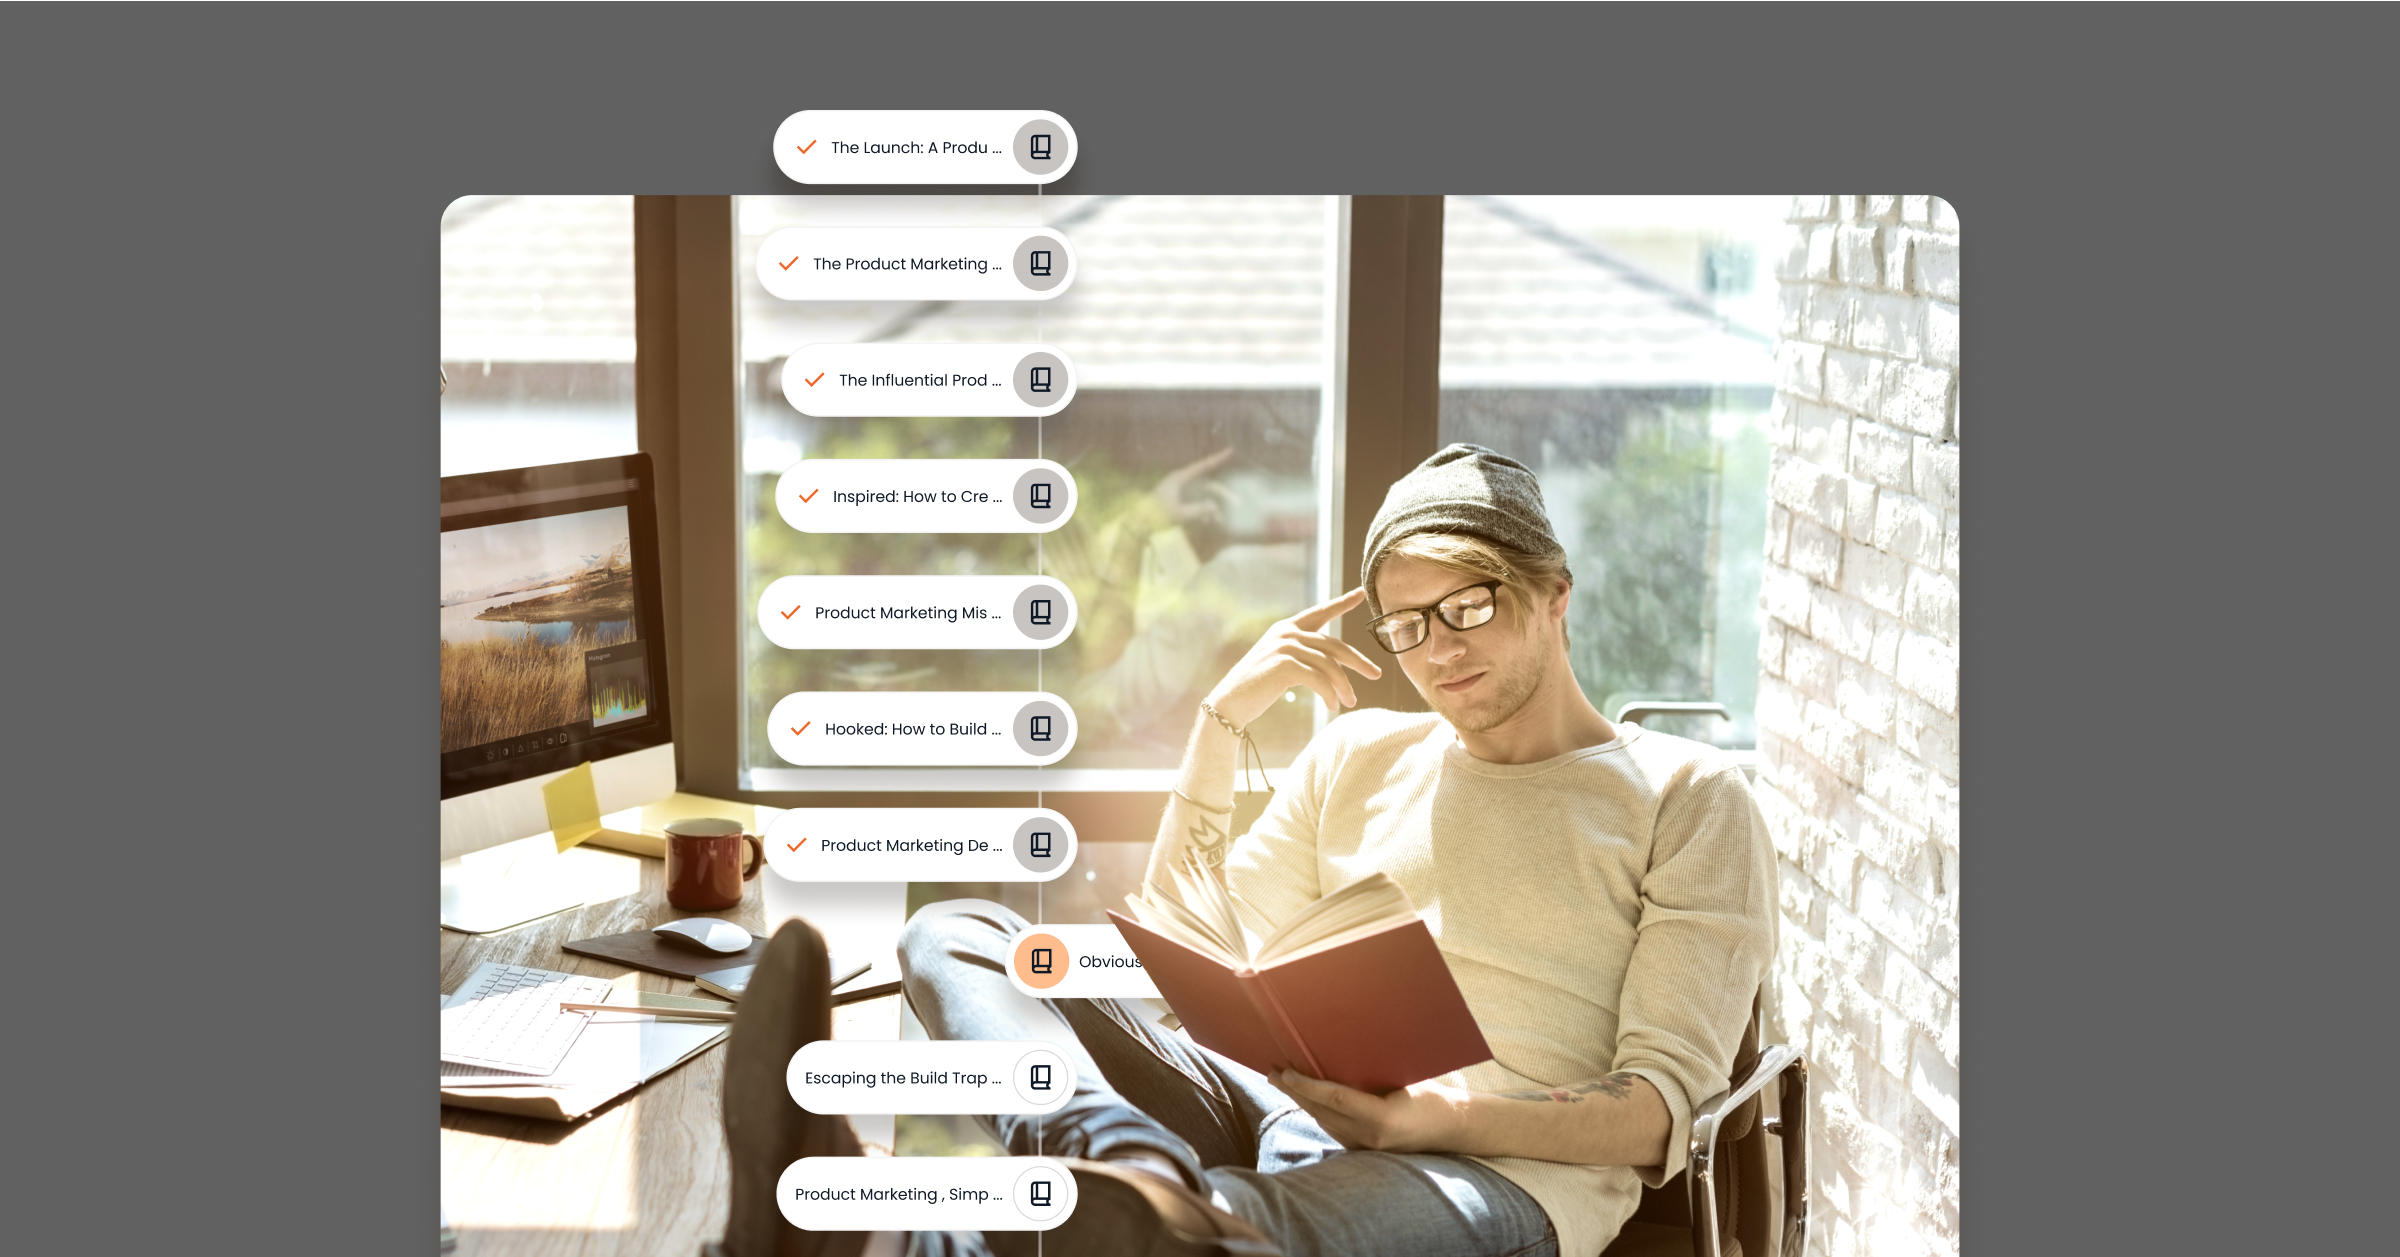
top-left (5, 5), bottom-right (2387, 1254)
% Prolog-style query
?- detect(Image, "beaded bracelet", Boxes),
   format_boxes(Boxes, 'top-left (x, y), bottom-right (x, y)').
top-left (1196, 700), bottom-right (1275, 800)
top-left (1197, 699), bottom-right (1246, 739)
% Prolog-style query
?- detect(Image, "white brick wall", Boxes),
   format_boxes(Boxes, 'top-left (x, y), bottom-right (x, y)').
top-left (1762, 195), bottom-right (1959, 1257)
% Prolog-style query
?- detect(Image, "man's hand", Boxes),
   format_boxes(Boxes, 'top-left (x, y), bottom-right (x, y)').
top-left (1272, 1072), bottom-right (1470, 1154)
top-left (1150, 589), bottom-right (1380, 893)
top-left (1206, 588), bottom-right (1384, 728)
top-left (1275, 1068), bottom-right (1675, 1166)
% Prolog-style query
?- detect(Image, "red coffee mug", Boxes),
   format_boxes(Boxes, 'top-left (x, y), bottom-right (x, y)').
top-left (663, 817), bottom-right (765, 911)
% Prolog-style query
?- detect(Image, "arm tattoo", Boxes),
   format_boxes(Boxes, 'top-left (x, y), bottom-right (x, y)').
top-left (1183, 812), bottom-right (1230, 868)
top-left (1498, 1072), bottom-right (1641, 1104)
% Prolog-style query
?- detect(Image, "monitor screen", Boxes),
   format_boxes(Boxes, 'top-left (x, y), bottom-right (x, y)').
top-left (439, 455), bottom-right (672, 800)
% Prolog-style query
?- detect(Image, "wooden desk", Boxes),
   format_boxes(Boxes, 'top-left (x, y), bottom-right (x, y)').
top-left (442, 823), bottom-right (902, 1256)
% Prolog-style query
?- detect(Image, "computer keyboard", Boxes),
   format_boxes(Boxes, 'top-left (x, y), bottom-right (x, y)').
top-left (440, 961), bottom-right (618, 1075)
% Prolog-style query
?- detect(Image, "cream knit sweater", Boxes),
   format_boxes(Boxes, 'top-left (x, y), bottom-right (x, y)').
top-left (1223, 710), bottom-right (1777, 1257)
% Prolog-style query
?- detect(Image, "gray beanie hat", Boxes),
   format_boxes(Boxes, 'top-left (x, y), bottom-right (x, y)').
top-left (1360, 443), bottom-right (1569, 618)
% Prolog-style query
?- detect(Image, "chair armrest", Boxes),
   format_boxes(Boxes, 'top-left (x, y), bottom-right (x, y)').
top-left (1687, 1044), bottom-right (1808, 1257)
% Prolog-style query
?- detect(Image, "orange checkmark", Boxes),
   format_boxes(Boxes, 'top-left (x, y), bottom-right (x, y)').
top-left (786, 837), bottom-right (808, 852)
top-left (796, 140), bottom-right (817, 154)
top-left (780, 605), bottom-right (802, 619)
top-left (779, 256), bottom-right (799, 271)
top-left (790, 721), bottom-right (812, 735)
top-left (804, 372), bottom-right (824, 387)
top-left (798, 488), bottom-right (819, 503)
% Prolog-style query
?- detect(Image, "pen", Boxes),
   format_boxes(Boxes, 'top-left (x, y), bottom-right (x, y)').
top-left (440, 1076), bottom-right (645, 1089)
top-left (559, 1000), bottom-right (737, 1020)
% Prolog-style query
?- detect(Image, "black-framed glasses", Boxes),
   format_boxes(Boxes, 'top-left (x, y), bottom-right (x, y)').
top-left (1368, 581), bottom-right (1502, 654)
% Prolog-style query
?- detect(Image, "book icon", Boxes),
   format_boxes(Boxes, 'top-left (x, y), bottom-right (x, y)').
top-left (1029, 598), bottom-right (1052, 626)
top-left (1030, 830), bottom-right (1053, 858)
top-left (1029, 365), bottom-right (1052, 393)
top-left (1029, 714), bottom-right (1052, 741)
top-left (1029, 133), bottom-right (1053, 161)
top-left (1030, 947), bottom-right (1054, 974)
top-left (1029, 1179), bottom-right (1053, 1208)
top-left (1028, 481), bottom-right (1052, 509)
top-left (1029, 249), bottom-right (1052, 277)
top-left (1028, 1062), bottom-right (1052, 1090)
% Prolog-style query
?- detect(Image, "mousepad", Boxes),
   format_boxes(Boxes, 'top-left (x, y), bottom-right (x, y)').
top-left (562, 927), bottom-right (770, 980)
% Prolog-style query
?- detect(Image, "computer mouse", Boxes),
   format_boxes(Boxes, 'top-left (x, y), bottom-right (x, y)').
top-left (652, 918), bottom-right (755, 955)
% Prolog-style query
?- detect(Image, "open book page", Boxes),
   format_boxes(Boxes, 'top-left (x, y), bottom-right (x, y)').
top-left (1172, 856), bottom-right (1252, 954)
top-left (1126, 858), bottom-right (1420, 970)
top-left (1122, 853), bottom-right (1257, 965)
top-left (1252, 872), bottom-right (1417, 965)
top-left (1120, 888), bottom-right (1240, 964)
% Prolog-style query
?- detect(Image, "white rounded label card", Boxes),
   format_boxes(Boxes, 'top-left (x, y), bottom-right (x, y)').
top-left (1006, 923), bottom-right (1161, 999)
top-left (757, 227), bottom-right (1076, 301)
top-left (787, 1040), bottom-right (1076, 1114)
top-left (768, 691), bottom-right (1077, 766)
top-left (775, 459), bottom-right (1075, 534)
top-left (783, 344), bottom-right (1076, 418)
top-left (774, 110), bottom-right (1076, 185)
top-left (757, 576), bottom-right (1077, 651)
top-left (764, 808), bottom-right (1076, 882)
top-left (779, 1156), bottom-right (1076, 1231)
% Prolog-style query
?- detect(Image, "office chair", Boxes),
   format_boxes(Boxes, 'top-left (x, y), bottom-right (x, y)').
top-left (1601, 993), bottom-right (1810, 1257)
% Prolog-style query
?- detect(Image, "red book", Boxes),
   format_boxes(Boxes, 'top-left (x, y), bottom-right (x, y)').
top-left (1108, 867), bottom-right (1492, 1094)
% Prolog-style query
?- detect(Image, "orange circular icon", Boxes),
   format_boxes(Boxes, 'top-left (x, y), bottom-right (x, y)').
top-left (1014, 932), bottom-right (1069, 990)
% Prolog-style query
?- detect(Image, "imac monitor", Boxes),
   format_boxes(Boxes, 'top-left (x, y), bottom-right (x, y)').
top-left (439, 454), bottom-right (676, 930)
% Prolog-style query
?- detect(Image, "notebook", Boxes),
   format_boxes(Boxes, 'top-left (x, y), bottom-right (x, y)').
top-left (440, 961), bottom-right (617, 1074)
top-left (438, 967), bottom-right (732, 1122)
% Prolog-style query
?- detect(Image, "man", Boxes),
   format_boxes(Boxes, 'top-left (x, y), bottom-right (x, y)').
top-left (717, 444), bottom-right (1776, 1257)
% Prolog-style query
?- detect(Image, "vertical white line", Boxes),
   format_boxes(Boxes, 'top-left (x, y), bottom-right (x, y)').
top-left (1036, 182), bottom-right (1043, 349)
top-left (1034, 179), bottom-right (1046, 1257)
top-left (1313, 195), bottom-right (1352, 740)
top-left (1035, 184), bottom-right (1043, 819)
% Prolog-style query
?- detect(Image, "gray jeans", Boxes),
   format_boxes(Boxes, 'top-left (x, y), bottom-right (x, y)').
top-left (895, 900), bottom-right (1557, 1257)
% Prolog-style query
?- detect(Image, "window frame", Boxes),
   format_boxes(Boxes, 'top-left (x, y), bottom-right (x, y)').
top-left (639, 195), bottom-right (1447, 823)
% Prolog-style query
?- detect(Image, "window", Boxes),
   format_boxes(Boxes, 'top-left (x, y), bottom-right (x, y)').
top-left (1438, 196), bottom-right (1784, 750)
top-left (736, 195), bottom-right (1340, 792)
top-left (430, 194), bottom-right (1792, 1093)
top-left (439, 196), bottom-right (638, 477)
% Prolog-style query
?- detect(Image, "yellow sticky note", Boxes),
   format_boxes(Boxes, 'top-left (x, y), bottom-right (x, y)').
top-left (542, 762), bottom-right (604, 852)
